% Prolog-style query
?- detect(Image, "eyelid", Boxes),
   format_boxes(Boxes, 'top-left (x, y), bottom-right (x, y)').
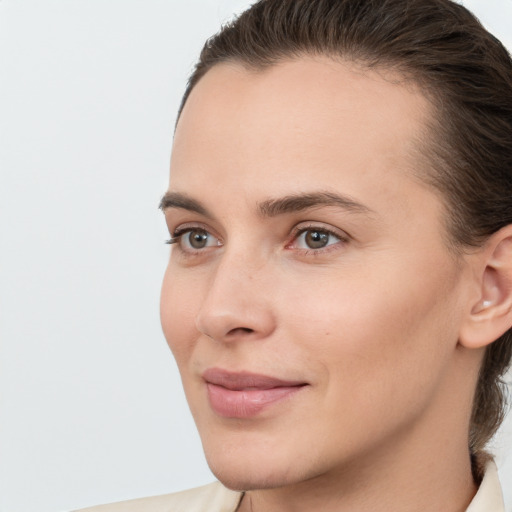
top-left (289, 222), bottom-right (350, 242)
top-left (165, 222), bottom-right (223, 249)
top-left (285, 222), bottom-right (351, 253)
top-left (168, 221), bottom-right (219, 238)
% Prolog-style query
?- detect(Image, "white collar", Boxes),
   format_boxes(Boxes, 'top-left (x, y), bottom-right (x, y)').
top-left (466, 460), bottom-right (505, 512)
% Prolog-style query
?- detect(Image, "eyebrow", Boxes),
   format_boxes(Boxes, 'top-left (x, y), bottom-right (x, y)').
top-left (159, 190), bottom-right (373, 218)
top-left (159, 192), bottom-right (211, 217)
top-left (258, 191), bottom-right (373, 217)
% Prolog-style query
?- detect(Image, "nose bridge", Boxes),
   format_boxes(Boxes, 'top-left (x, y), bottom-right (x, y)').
top-left (195, 244), bottom-right (275, 341)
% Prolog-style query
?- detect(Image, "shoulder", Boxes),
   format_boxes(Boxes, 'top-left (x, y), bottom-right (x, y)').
top-left (74, 481), bottom-right (243, 512)
top-left (466, 460), bottom-right (505, 512)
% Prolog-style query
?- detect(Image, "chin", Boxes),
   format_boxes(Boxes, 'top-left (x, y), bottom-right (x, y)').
top-left (208, 461), bottom-right (300, 492)
top-left (202, 438), bottom-right (319, 492)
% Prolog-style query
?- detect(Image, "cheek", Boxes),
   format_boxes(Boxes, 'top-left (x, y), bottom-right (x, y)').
top-left (283, 255), bottom-right (462, 398)
top-left (160, 264), bottom-right (200, 363)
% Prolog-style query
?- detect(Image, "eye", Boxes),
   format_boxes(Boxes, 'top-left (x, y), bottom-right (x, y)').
top-left (297, 230), bottom-right (333, 249)
top-left (289, 226), bottom-right (346, 251)
top-left (166, 227), bottom-right (221, 252)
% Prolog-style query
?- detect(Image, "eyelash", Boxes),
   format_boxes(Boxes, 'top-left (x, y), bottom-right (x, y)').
top-left (165, 224), bottom-right (349, 255)
top-left (287, 224), bottom-right (349, 254)
top-left (165, 224), bottom-right (217, 246)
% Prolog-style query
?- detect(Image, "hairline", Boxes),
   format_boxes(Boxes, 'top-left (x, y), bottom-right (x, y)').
top-left (175, 53), bottom-right (470, 257)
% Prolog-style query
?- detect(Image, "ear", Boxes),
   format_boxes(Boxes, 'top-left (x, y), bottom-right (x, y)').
top-left (459, 225), bottom-right (512, 349)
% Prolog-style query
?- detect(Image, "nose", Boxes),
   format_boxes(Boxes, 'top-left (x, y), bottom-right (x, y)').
top-left (195, 252), bottom-right (276, 343)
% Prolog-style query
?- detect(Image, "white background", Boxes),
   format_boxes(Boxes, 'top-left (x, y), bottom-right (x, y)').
top-left (0, 1), bottom-right (511, 511)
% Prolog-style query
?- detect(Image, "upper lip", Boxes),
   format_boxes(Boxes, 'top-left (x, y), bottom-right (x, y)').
top-left (203, 368), bottom-right (307, 390)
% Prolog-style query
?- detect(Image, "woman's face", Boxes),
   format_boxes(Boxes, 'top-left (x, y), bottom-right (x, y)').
top-left (161, 58), bottom-right (474, 490)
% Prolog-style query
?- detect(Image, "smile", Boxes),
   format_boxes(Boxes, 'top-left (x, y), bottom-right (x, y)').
top-left (203, 368), bottom-right (308, 418)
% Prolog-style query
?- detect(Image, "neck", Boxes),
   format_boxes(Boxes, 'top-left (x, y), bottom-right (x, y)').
top-left (238, 350), bottom-right (481, 512)
top-left (239, 433), bottom-right (477, 512)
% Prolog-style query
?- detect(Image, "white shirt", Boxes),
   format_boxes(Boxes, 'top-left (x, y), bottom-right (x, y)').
top-left (75, 460), bottom-right (505, 512)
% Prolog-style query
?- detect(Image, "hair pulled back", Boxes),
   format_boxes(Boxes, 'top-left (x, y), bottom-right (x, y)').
top-left (178, 0), bottom-right (512, 462)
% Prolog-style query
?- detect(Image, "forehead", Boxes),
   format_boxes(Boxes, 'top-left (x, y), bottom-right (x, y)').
top-left (170, 57), bottom-right (439, 229)
top-left (172, 56), bottom-right (431, 180)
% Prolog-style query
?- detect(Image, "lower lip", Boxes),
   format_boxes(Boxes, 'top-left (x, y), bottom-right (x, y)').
top-left (206, 383), bottom-right (305, 418)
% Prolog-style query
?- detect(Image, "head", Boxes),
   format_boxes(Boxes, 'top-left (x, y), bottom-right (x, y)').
top-left (161, 0), bottom-right (512, 489)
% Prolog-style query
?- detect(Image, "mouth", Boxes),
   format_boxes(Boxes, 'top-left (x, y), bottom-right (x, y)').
top-left (202, 368), bottom-right (308, 418)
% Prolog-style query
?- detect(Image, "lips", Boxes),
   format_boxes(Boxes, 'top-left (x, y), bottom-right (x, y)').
top-left (203, 368), bottom-right (308, 418)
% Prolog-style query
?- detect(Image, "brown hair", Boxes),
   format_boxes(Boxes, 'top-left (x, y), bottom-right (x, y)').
top-left (178, 0), bottom-right (512, 461)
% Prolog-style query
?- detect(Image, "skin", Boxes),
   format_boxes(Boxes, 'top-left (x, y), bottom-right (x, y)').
top-left (160, 57), bottom-right (489, 512)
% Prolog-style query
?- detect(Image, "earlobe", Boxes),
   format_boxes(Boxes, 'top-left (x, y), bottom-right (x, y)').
top-left (470, 268), bottom-right (502, 315)
top-left (459, 227), bottom-right (512, 349)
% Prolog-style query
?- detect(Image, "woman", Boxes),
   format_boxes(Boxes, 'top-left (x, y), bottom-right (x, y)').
top-left (79, 0), bottom-right (512, 510)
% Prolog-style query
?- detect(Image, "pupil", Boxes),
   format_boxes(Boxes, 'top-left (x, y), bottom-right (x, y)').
top-left (306, 230), bottom-right (328, 249)
top-left (189, 230), bottom-right (208, 249)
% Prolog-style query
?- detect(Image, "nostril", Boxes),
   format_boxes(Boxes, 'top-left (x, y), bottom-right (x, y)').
top-left (227, 327), bottom-right (254, 336)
